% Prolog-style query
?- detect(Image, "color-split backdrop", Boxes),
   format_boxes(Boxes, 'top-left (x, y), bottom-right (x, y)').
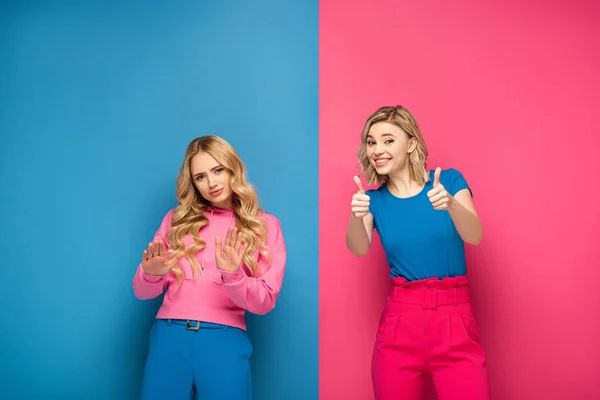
top-left (1, 1), bottom-right (598, 399)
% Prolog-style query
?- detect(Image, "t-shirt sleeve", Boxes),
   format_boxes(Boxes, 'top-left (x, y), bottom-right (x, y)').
top-left (444, 168), bottom-right (472, 197)
top-left (366, 188), bottom-right (379, 231)
top-left (366, 189), bottom-right (377, 215)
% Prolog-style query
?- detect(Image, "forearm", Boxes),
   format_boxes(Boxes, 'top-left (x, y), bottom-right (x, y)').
top-left (448, 199), bottom-right (483, 245)
top-left (220, 266), bottom-right (285, 315)
top-left (132, 264), bottom-right (165, 299)
top-left (346, 214), bottom-right (370, 256)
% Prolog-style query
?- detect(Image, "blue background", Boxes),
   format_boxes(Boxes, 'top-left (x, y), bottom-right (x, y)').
top-left (0, 1), bottom-right (318, 399)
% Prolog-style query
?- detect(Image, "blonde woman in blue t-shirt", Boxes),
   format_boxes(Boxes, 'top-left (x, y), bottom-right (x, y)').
top-left (346, 105), bottom-right (490, 400)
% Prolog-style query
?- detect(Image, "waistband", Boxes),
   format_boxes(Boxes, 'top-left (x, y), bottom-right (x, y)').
top-left (159, 318), bottom-right (234, 331)
top-left (389, 275), bottom-right (470, 309)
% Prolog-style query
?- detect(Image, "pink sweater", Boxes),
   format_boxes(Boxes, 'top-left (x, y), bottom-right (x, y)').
top-left (132, 206), bottom-right (286, 331)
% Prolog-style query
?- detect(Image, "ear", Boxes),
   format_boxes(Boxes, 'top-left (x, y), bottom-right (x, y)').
top-left (407, 137), bottom-right (417, 153)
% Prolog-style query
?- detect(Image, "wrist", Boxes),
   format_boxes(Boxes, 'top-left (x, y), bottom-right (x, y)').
top-left (217, 265), bottom-right (240, 273)
top-left (142, 271), bottom-right (165, 283)
top-left (220, 269), bottom-right (244, 284)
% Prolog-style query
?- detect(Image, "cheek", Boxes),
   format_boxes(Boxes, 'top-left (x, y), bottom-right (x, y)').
top-left (220, 174), bottom-right (232, 189)
top-left (193, 180), bottom-right (207, 196)
top-left (391, 143), bottom-right (407, 157)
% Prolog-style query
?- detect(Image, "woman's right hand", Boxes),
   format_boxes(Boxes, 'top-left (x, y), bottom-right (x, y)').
top-left (351, 176), bottom-right (370, 218)
top-left (141, 240), bottom-right (185, 276)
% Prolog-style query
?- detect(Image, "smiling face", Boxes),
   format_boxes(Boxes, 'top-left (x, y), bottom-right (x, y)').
top-left (190, 151), bottom-right (233, 209)
top-left (366, 121), bottom-right (417, 178)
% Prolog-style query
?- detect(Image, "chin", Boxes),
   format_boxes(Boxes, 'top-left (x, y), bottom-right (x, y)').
top-left (213, 194), bottom-right (233, 209)
top-left (373, 166), bottom-right (389, 175)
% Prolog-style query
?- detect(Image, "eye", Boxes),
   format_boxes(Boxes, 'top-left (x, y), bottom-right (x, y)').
top-left (196, 175), bottom-right (205, 181)
top-left (384, 139), bottom-right (394, 144)
top-left (367, 141), bottom-right (376, 146)
top-left (215, 167), bottom-right (224, 174)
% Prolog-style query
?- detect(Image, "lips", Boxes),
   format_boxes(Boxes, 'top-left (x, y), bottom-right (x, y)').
top-left (209, 188), bottom-right (224, 196)
top-left (374, 158), bottom-right (391, 167)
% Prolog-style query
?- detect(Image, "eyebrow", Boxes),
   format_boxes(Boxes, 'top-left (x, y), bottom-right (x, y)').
top-left (192, 164), bottom-right (223, 178)
top-left (367, 133), bottom-right (395, 138)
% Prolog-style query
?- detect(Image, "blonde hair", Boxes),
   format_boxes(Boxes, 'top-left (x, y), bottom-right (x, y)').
top-left (167, 135), bottom-right (269, 287)
top-left (357, 105), bottom-right (429, 186)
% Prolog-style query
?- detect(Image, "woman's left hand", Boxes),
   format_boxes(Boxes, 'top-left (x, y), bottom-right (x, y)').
top-left (427, 167), bottom-right (455, 211)
top-left (215, 226), bottom-right (248, 273)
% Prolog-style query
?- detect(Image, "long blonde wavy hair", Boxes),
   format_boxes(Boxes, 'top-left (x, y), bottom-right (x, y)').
top-left (357, 105), bottom-right (430, 186)
top-left (167, 135), bottom-right (269, 287)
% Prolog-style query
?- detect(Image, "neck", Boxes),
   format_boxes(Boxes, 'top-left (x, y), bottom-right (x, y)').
top-left (386, 167), bottom-right (422, 198)
top-left (208, 200), bottom-right (233, 210)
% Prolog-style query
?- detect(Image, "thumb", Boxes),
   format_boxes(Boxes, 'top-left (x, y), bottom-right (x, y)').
top-left (353, 176), bottom-right (365, 194)
top-left (215, 236), bottom-right (222, 253)
top-left (433, 167), bottom-right (441, 187)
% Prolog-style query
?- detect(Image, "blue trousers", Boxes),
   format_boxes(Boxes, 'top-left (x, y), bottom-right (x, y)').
top-left (140, 319), bottom-right (253, 400)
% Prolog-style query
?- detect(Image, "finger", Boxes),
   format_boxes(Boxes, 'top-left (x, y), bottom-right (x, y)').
top-left (156, 240), bottom-right (163, 257)
top-left (429, 193), bottom-right (445, 203)
top-left (215, 236), bottom-right (222, 255)
top-left (148, 242), bottom-right (154, 258)
top-left (433, 167), bottom-right (441, 187)
top-left (224, 228), bottom-right (233, 247)
top-left (234, 232), bottom-right (243, 250)
top-left (427, 186), bottom-right (442, 198)
top-left (352, 207), bottom-right (370, 214)
top-left (239, 242), bottom-right (248, 257)
top-left (142, 250), bottom-right (148, 263)
top-left (166, 252), bottom-right (183, 268)
top-left (352, 201), bottom-right (370, 208)
top-left (229, 227), bottom-right (239, 247)
top-left (166, 249), bottom-right (183, 262)
top-left (353, 176), bottom-right (365, 194)
top-left (432, 199), bottom-right (447, 209)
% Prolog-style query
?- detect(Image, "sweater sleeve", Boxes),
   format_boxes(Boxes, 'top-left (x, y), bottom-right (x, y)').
top-left (132, 210), bottom-right (173, 300)
top-left (217, 214), bottom-right (287, 315)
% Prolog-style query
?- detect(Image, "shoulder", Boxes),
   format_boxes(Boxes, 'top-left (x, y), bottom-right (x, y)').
top-left (257, 210), bottom-right (286, 249)
top-left (443, 167), bottom-right (464, 178)
top-left (435, 168), bottom-right (471, 196)
top-left (428, 167), bottom-right (464, 179)
top-left (366, 184), bottom-right (387, 204)
top-left (429, 168), bottom-right (467, 184)
top-left (152, 208), bottom-right (176, 239)
top-left (366, 185), bottom-right (386, 214)
top-left (257, 210), bottom-right (283, 231)
top-left (160, 208), bottom-right (176, 227)
top-left (366, 184), bottom-right (386, 197)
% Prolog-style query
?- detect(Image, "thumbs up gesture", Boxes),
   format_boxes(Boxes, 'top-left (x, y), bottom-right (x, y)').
top-left (427, 167), bottom-right (453, 211)
top-left (351, 176), bottom-right (371, 218)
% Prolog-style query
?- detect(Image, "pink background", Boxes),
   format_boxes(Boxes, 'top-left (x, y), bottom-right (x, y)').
top-left (319, 1), bottom-right (600, 399)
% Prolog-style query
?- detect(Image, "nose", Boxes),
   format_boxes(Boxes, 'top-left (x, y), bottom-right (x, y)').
top-left (207, 175), bottom-right (217, 188)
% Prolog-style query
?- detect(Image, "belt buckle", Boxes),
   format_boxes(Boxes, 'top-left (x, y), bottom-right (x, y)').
top-left (186, 320), bottom-right (200, 331)
top-left (423, 287), bottom-right (438, 310)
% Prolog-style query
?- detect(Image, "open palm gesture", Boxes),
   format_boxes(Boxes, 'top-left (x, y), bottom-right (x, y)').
top-left (141, 240), bottom-right (185, 276)
top-left (215, 226), bottom-right (248, 273)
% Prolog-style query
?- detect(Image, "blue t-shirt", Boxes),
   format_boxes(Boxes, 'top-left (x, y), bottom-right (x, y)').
top-left (366, 168), bottom-right (471, 281)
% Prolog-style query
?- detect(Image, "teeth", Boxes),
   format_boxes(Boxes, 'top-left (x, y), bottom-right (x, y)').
top-left (375, 159), bottom-right (389, 165)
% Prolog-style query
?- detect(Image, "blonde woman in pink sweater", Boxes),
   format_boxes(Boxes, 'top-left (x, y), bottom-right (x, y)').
top-left (132, 135), bottom-right (287, 400)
